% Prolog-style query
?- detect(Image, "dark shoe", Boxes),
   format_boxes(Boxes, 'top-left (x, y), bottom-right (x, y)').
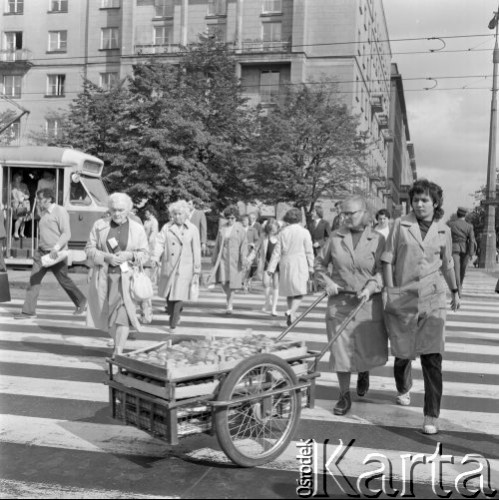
top-left (285, 312), bottom-right (292, 326)
top-left (333, 391), bottom-right (351, 416)
top-left (357, 371), bottom-right (370, 397)
top-left (73, 300), bottom-right (87, 315)
top-left (13, 313), bottom-right (37, 320)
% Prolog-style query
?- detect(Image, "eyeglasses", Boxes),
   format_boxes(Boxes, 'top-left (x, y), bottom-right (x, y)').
top-left (342, 209), bottom-right (364, 217)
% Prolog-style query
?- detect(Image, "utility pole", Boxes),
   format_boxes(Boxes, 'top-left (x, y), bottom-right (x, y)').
top-left (479, 6), bottom-right (499, 269)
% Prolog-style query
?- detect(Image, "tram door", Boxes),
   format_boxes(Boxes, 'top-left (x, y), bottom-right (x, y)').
top-left (4, 166), bottom-right (63, 262)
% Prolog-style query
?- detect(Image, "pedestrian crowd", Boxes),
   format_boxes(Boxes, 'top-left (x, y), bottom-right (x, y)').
top-left (2, 177), bottom-right (476, 435)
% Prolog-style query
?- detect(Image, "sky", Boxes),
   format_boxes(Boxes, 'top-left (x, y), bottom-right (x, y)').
top-left (382, 0), bottom-right (499, 216)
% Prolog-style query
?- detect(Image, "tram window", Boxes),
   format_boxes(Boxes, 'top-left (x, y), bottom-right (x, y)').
top-left (70, 179), bottom-right (92, 206)
top-left (80, 177), bottom-right (108, 207)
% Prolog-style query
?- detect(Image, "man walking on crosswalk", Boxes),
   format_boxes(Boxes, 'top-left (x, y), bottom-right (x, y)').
top-left (14, 188), bottom-right (87, 319)
top-left (447, 207), bottom-right (475, 297)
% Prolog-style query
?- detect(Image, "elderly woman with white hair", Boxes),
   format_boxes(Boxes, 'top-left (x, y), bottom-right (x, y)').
top-left (152, 200), bottom-right (201, 333)
top-left (86, 192), bottom-right (149, 358)
top-left (314, 195), bottom-right (388, 416)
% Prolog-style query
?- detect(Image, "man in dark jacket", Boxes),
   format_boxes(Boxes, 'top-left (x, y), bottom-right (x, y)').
top-left (308, 205), bottom-right (331, 256)
top-left (447, 207), bottom-right (476, 296)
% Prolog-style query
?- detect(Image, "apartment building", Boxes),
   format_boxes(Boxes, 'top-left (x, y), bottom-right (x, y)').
top-left (0, 0), bottom-right (407, 206)
top-left (386, 62), bottom-right (417, 217)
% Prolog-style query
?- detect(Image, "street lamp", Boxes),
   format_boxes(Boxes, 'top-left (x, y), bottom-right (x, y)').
top-left (479, 6), bottom-right (499, 269)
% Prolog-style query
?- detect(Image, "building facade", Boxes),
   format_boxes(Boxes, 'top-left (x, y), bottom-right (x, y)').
top-left (0, 0), bottom-right (410, 207)
top-left (386, 62), bottom-right (417, 217)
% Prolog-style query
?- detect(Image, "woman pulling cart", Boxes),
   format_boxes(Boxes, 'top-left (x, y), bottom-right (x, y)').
top-left (314, 195), bottom-right (388, 416)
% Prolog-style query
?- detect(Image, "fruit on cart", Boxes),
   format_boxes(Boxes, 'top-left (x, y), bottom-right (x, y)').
top-left (127, 334), bottom-right (304, 369)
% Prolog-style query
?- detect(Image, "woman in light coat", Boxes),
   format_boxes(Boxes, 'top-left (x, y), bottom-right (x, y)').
top-left (315, 195), bottom-right (388, 416)
top-left (86, 192), bottom-right (149, 359)
top-left (382, 179), bottom-right (460, 435)
top-left (152, 200), bottom-right (201, 333)
top-left (267, 208), bottom-right (314, 325)
top-left (211, 205), bottom-right (248, 314)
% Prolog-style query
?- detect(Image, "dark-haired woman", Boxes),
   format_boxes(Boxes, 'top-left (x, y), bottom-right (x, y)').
top-left (267, 208), bottom-right (314, 325)
top-left (211, 205), bottom-right (248, 314)
top-left (382, 179), bottom-right (460, 435)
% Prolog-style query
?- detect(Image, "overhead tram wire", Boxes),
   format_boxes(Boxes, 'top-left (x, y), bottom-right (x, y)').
top-left (10, 33), bottom-right (496, 66)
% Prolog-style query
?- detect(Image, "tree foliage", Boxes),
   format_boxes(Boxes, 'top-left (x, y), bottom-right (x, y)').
top-left (244, 83), bottom-right (370, 215)
top-left (35, 38), bottom-right (370, 218)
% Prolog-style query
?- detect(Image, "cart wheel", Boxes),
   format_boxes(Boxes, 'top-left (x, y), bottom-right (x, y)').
top-left (214, 353), bottom-right (301, 467)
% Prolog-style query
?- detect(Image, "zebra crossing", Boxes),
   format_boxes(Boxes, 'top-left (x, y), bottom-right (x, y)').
top-left (0, 268), bottom-right (498, 497)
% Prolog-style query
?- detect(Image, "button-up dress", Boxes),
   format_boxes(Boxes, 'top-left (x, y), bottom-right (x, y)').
top-left (315, 226), bottom-right (388, 372)
top-left (381, 212), bottom-right (454, 359)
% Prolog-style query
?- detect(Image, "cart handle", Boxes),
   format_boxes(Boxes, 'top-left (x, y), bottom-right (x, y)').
top-left (276, 291), bottom-right (328, 342)
top-left (312, 296), bottom-right (367, 371)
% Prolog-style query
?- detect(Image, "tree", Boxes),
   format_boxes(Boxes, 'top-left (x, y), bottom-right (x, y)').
top-left (35, 36), bottom-right (253, 215)
top-left (244, 82), bottom-right (370, 216)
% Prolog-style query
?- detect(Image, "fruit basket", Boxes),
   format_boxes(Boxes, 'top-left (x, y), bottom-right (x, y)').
top-left (107, 292), bottom-right (366, 467)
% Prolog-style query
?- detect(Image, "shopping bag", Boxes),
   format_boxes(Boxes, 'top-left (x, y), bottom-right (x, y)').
top-left (0, 271), bottom-right (11, 302)
top-left (189, 274), bottom-right (200, 301)
top-left (41, 250), bottom-right (69, 268)
top-left (130, 263), bottom-right (154, 302)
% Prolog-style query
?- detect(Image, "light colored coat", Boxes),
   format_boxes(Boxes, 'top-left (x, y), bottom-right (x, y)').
top-left (267, 223), bottom-right (314, 297)
top-left (152, 221), bottom-right (201, 300)
top-left (381, 212), bottom-right (454, 359)
top-left (85, 217), bottom-right (149, 332)
top-left (212, 222), bottom-right (248, 289)
top-left (315, 226), bottom-right (388, 372)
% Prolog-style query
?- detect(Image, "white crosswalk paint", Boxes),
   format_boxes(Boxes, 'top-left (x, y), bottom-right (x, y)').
top-left (0, 269), bottom-right (498, 496)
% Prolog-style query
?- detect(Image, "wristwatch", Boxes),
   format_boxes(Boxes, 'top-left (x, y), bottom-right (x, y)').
top-left (451, 288), bottom-right (459, 294)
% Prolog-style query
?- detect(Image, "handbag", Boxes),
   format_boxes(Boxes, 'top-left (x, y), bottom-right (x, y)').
top-left (130, 262), bottom-right (154, 302)
top-left (189, 274), bottom-right (200, 301)
top-left (41, 250), bottom-right (69, 268)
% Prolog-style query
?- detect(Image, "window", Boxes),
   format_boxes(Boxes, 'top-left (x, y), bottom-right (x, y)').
top-left (154, 26), bottom-right (170, 45)
top-left (262, 0), bottom-right (281, 13)
top-left (262, 22), bottom-right (281, 48)
top-left (81, 177), bottom-right (108, 207)
top-left (70, 179), bottom-right (92, 206)
top-left (47, 74), bottom-right (65, 96)
top-left (48, 31), bottom-right (67, 52)
top-left (101, 0), bottom-right (120, 7)
top-left (206, 24), bottom-right (226, 42)
top-left (260, 71), bottom-right (280, 103)
top-left (46, 118), bottom-right (62, 138)
top-left (100, 72), bottom-right (118, 90)
top-left (207, 0), bottom-right (226, 16)
top-left (4, 31), bottom-right (22, 50)
top-left (49, 0), bottom-right (68, 12)
top-left (154, 0), bottom-right (173, 17)
top-left (6, 0), bottom-right (23, 14)
top-left (101, 28), bottom-right (119, 49)
top-left (0, 121), bottom-right (20, 145)
top-left (2, 75), bottom-right (21, 98)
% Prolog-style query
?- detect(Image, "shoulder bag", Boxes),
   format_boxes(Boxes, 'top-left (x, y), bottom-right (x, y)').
top-left (130, 261), bottom-right (154, 302)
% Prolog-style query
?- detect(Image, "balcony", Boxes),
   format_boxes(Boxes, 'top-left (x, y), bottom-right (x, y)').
top-left (381, 129), bottom-right (394, 143)
top-left (0, 49), bottom-right (32, 71)
top-left (134, 44), bottom-right (180, 55)
top-left (240, 39), bottom-right (291, 53)
top-left (376, 113), bottom-right (388, 130)
top-left (370, 93), bottom-right (383, 113)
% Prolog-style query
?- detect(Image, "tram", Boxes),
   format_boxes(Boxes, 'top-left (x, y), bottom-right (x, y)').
top-left (0, 146), bottom-right (109, 266)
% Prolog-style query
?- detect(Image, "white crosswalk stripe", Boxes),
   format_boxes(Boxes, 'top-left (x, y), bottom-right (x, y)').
top-left (0, 268), bottom-right (498, 495)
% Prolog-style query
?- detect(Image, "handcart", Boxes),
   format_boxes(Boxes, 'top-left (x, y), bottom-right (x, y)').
top-left (106, 292), bottom-right (366, 468)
